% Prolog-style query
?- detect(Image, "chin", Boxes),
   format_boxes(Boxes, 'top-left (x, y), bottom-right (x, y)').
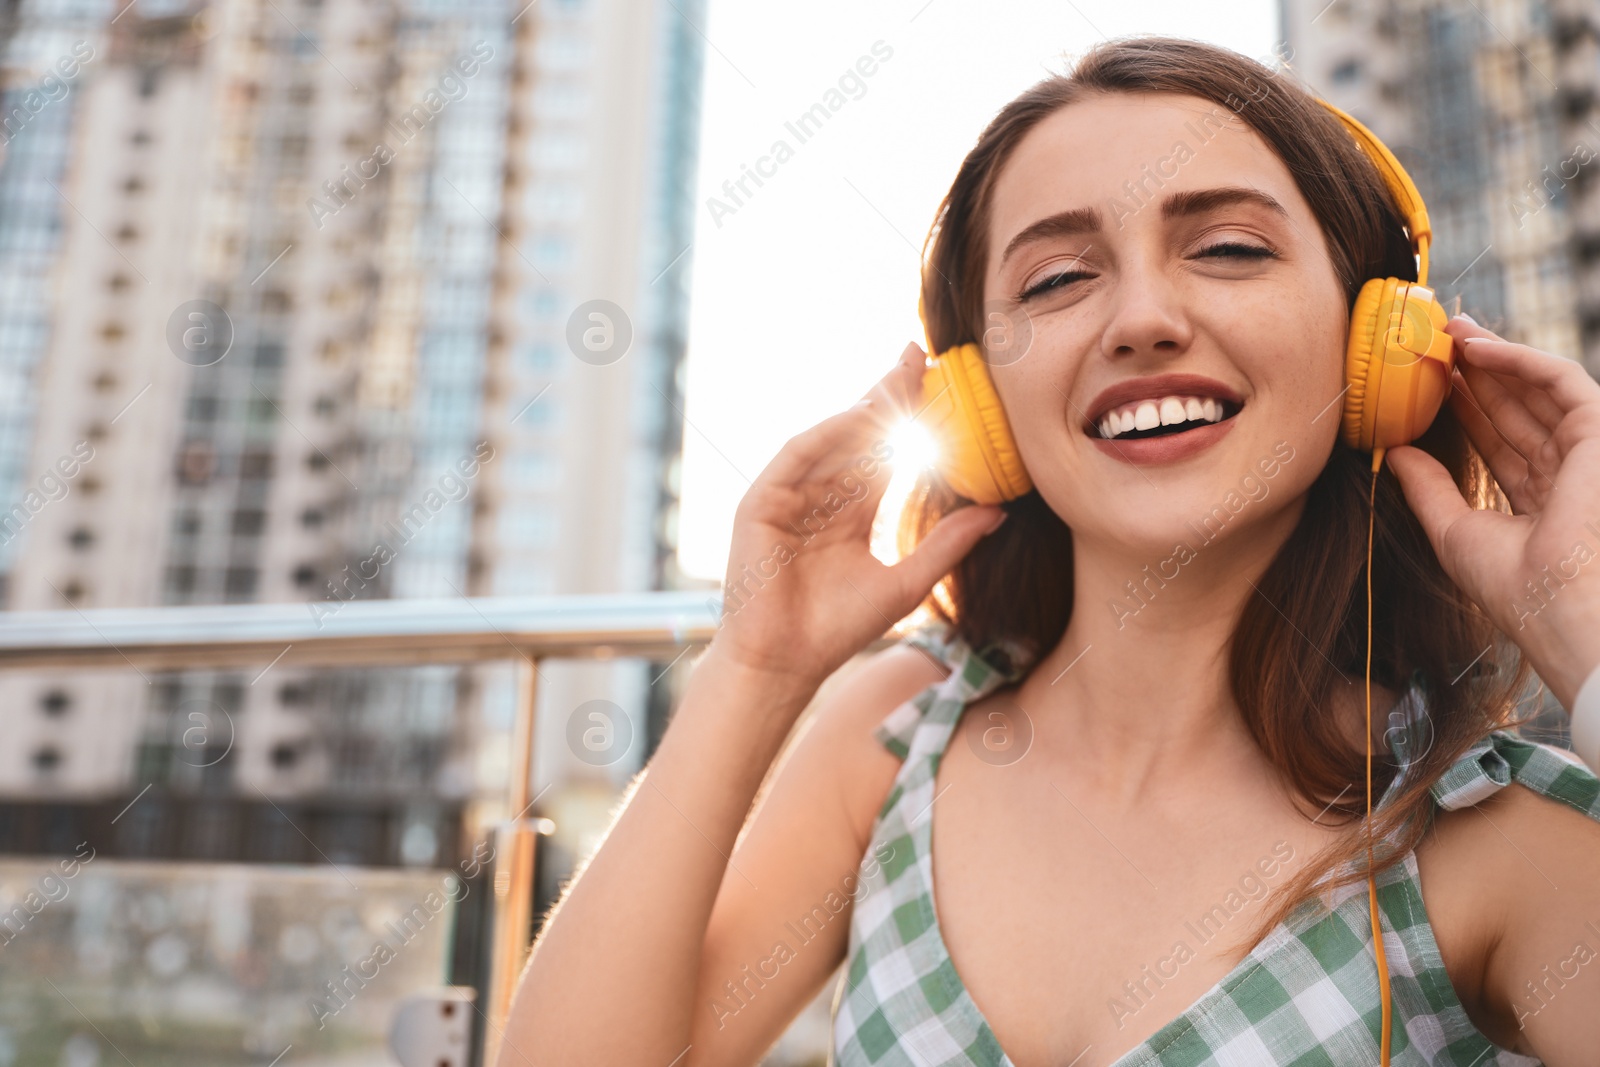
top-left (1091, 461), bottom-right (1305, 557)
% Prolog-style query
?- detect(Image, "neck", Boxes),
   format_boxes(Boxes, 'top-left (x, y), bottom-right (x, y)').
top-left (1021, 498), bottom-right (1307, 801)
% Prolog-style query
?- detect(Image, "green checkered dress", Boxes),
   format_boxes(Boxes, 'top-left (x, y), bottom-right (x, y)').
top-left (830, 621), bottom-right (1600, 1066)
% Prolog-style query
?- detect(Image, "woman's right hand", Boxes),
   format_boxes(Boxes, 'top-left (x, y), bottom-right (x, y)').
top-left (707, 340), bottom-right (1010, 692)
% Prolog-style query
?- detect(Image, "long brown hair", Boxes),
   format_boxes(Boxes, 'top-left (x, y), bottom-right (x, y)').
top-left (897, 36), bottom-right (1538, 949)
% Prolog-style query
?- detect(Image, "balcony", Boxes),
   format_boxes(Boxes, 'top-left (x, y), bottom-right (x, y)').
top-left (0, 592), bottom-right (867, 1066)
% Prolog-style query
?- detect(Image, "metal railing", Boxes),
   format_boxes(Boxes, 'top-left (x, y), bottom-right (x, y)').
top-left (0, 590), bottom-right (731, 1066)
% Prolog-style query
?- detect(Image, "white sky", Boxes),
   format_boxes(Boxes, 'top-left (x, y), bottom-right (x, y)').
top-left (675, 0), bottom-right (1281, 582)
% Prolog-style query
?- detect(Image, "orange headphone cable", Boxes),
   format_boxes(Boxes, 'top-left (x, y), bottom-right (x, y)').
top-left (1367, 445), bottom-right (1393, 1066)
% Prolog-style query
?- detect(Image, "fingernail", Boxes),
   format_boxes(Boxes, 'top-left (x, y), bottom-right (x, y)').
top-left (983, 509), bottom-right (1009, 534)
top-left (1456, 312), bottom-right (1478, 326)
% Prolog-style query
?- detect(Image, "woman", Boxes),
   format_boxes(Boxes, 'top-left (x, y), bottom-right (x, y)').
top-left (500, 37), bottom-right (1600, 1066)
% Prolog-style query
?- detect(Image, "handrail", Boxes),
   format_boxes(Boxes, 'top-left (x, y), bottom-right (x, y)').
top-left (0, 590), bottom-right (721, 1064)
top-left (0, 590), bottom-right (725, 670)
top-left (0, 590), bottom-right (910, 1065)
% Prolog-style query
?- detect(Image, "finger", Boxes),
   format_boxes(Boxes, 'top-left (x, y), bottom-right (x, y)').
top-left (1445, 374), bottom-right (1538, 513)
top-left (1444, 318), bottom-right (1568, 429)
top-left (1449, 361), bottom-right (1554, 468)
top-left (1384, 444), bottom-right (1475, 561)
top-left (759, 405), bottom-right (890, 491)
top-left (1445, 365), bottom-right (1558, 498)
top-left (1461, 357), bottom-right (1565, 433)
top-left (760, 346), bottom-right (925, 489)
top-left (1455, 334), bottom-right (1600, 416)
top-left (860, 341), bottom-right (927, 408)
top-left (884, 504), bottom-right (1006, 609)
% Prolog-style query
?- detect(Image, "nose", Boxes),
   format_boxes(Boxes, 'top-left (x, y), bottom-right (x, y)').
top-left (1097, 253), bottom-right (1194, 362)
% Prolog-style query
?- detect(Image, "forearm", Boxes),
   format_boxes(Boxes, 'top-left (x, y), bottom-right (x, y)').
top-left (495, 644), bottom-right (819, 1065)
top-left (1516, 597), bottom-right (1600, 716)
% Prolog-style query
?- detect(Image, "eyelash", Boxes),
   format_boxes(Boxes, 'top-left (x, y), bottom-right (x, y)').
top-left (1016, 241), bottom-right (1280, 301)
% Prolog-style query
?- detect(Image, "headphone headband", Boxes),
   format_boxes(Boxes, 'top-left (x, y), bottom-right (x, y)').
top-left (1315, 99), bottom-right (1432, 286)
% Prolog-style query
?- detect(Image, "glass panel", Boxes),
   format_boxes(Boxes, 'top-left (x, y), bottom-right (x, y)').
top-left (0, 858), bottom-right (460, 1066)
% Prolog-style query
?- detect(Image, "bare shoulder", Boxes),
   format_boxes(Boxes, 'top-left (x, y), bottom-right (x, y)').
top-left (686, 638), bottom-right (955, 1065)
top-left (788, 638), bottom-right (954, 852)
top-left (1417, 765), bottom-right (1600, 1057)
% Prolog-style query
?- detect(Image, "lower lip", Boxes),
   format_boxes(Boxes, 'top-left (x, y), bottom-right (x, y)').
top-left (1088, 413), bottom-right (1239, 464)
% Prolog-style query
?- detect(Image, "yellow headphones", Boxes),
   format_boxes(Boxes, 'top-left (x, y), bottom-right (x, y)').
top-left (917, 97), bottom-right (1457, 503)
top-left (913, 97), bottom-right (1447, 1066)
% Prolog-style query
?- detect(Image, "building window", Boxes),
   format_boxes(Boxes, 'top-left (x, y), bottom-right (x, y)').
top-left (231, 509), bottom-right (266, 536)
top-left (177, 441), bottom-right (217, 484)
top-left (166, 565), bottom-right (197, 596)
top-left (31, 746), bottom-right (62, 773)
top-left (239, 449), bottom-right (274, 479)
top-left (66, 526), bottom-right (95, 551)
top-left (39, 689), bottom-right (71, 716)
top-left (224, 567), bottom-right (258, 599)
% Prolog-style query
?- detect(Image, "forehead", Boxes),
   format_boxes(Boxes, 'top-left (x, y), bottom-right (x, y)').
top-left (986, 91), bottom-right (1310, 259)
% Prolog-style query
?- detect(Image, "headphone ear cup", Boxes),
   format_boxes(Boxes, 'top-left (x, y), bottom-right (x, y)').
top-left (1342, 278), bottom-right (1456, 453)
top-left (921, 344), bottom-right (1033, 505)
top-left (1342, 277), bottom-right (1390, 452)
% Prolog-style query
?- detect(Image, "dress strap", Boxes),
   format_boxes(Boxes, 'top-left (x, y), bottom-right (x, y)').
top-left (872, 620), bottom-right (1029, 762)
top-left (1430, 729), bottom-right (1600, 821)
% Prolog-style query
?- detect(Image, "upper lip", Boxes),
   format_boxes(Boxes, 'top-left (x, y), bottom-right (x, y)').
top-left (1083, 373), bottom-right (1245, 431)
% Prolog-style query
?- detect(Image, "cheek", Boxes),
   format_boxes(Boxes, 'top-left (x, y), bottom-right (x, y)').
top-left (990, 336), bottom-right (1075, 458)
top-left (1253, 311), bottom-right (1347, 486)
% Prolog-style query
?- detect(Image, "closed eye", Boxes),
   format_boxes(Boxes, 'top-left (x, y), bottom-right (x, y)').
top-left (1019, 242), bottom-right (1277, 301)
top-left (1196, 241), bottom-right (1278, 260)
top-left (1018, 269), bottom-right (1092, 301)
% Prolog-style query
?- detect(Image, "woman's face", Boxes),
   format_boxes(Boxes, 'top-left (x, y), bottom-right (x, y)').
top-left (982, 90), bottom-right (1350, 557)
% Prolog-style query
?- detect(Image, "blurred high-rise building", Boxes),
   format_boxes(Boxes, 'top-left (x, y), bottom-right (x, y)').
top-left (1282, 0), bottom-right (1600, 378)
top-left (1283, 0), bottom-right (1594, 746)
top-left (0, 0), bottom-right (705, 868)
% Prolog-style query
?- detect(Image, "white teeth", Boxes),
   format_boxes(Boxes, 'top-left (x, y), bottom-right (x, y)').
top-left (1095, 394), bottom-right (1234, 440)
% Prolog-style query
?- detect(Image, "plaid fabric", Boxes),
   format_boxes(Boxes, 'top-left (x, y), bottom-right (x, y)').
top-left (830, 621), bottom-right (1598, 1066)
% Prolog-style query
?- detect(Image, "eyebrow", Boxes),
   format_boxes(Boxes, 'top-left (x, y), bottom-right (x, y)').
top-left (999, 186), bottom-right (1290, 266)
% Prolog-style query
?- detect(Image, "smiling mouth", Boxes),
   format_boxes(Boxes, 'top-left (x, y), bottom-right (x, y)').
top-left (1091, 396), bottom-right (1245, 441)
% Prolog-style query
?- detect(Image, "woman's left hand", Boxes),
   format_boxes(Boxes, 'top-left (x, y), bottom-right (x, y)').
top-left (1385, 313), bottom-right (1600, 711)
